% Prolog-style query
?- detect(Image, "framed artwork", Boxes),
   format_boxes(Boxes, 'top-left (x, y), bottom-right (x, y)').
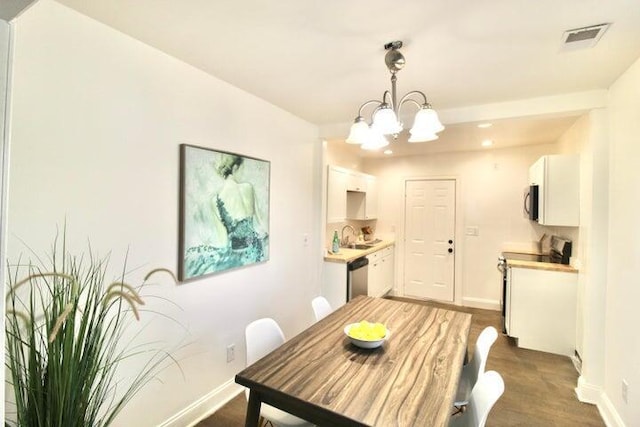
top-left (178, 144), bottom-right (270, 281)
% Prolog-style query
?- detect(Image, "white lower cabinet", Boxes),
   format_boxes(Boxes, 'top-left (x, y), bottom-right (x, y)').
top-left (367, 246), bottom-right (394, 297)
top-left (322, 262), bottom-right (347, 309)
top-left (507, 266), bottom-right (577, 356)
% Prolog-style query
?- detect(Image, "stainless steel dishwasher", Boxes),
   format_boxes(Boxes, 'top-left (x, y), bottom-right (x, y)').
top-left (347, 256), bottom-right (369, 301)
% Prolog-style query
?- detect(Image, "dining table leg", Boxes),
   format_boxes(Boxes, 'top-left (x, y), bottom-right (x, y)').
top-left (245, 389), bottom-right (262, 427)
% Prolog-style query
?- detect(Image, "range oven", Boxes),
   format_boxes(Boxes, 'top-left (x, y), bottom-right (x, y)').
top-left (497, 256), bottom-right (508, 333)
top-left (498, 235), bottom-right (573, 334)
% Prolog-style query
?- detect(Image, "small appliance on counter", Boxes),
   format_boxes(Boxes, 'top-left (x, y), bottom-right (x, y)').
top-left (549, 235), bottom-right (572, 264)
top-left (361, 226), bottom-right (374, 241)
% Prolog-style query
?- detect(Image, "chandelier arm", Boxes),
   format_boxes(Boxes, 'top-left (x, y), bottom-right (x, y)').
top-left (398, 90), bottom-right (428, 113)
top-left (357, 99), bottom-right (384, 118)
top-left (399, 98), bottom-right (422, 111)
top-left (381, 90), bottom-right (395, 111)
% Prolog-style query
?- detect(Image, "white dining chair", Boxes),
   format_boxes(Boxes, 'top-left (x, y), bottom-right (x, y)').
top-left (449, 371), bottom-right (505, 427)
top-left (244, 318), bottom-right (314, 427)
top-left (453, 326), bottom-right (499, 411)
top-left (311, 296), bottom-right (332, 321)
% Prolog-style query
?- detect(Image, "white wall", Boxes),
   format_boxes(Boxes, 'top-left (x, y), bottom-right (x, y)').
top-left (603, 55), bottom-right (640, 426)
top-left (6, 1), bottom-right (322, 425)
top-left (325, 140), bottom-right (364, 172)
top-left (0, 17), bottom-right (10, 423)
top-left (363, 144), bottom-right (559, 308)
top-left (556, 110), bottom-right (610, 411)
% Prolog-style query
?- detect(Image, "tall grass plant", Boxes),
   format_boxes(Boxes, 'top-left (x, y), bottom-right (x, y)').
top-left (5, 235), bottom-right (178, 426)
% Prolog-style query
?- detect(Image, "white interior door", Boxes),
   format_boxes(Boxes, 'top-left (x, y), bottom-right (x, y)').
top-left (403, 179), bottom-right (456, 301)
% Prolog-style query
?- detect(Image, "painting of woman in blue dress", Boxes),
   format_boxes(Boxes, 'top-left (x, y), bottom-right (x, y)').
top-left (179, 145), bottom-right (269, 280)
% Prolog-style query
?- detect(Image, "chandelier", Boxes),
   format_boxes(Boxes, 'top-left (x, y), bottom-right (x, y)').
top-left (346, 41), bottom-right (445, 150)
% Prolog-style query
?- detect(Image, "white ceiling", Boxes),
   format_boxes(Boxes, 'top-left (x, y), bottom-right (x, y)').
top-left (53, 0), bottom-right (640, 156)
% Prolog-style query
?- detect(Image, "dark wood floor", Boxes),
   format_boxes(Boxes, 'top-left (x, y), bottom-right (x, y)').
top-left (197, 297), bottom-right (604, 426)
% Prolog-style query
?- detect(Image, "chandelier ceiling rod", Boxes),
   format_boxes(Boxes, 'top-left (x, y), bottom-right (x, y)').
top-left (346, 40), bottom-right (445, 150)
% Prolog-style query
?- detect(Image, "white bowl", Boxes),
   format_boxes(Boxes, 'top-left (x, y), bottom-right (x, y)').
top-left (344, 323), bottom-right (390, 349)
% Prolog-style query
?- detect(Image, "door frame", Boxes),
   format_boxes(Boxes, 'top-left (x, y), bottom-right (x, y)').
top-left (399, 175), bottom-right (464, 305)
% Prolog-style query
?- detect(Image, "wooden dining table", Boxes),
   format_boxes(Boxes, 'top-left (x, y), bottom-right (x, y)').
top-left (235, 296), bottom-right (472, 427)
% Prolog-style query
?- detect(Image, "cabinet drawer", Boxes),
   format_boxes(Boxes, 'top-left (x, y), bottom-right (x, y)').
top-left (367, 251), bottom-right (381, 262)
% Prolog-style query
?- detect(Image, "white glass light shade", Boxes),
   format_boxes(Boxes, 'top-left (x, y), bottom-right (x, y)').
top-left (410, 107), bottom-right (444, 135)
top-left (372, 106), bottom-right (403, 135)
top-left (361, 131), bottom-right (389, 150)
top-left (346, 119), bottom-right (370, 144)
top-left (408, 132), bottom-right (439, 143)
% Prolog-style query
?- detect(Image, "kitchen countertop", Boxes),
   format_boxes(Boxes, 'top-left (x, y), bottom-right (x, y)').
top-left (504, 255), bottom-right (578, 273)
top-left (324, 239), bottom-right (395, 264)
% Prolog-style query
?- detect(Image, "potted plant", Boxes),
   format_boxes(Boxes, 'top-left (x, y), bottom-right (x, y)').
top-left (5, 233), bottom-right (178, 426)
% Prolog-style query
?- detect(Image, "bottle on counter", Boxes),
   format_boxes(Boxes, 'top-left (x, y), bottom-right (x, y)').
top-left (332, 230), bottom-right (340, 253)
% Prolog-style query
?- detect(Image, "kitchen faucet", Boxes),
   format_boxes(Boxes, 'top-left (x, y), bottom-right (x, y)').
top-left (341, 225), bottom-right (357, 246)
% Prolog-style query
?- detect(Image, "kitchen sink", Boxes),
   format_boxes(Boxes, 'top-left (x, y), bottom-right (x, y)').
top-left (351, 244), bottom-right (372, 250)
top-left (343, 241), bottom-right (380, 250)
top-left (365, 238), bottom-right (383, 245)
top-left (341, 244), bottom-right (371, 250)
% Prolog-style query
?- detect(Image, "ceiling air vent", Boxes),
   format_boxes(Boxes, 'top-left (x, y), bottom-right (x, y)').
top-left (561, 23), bottom-right (610, 51)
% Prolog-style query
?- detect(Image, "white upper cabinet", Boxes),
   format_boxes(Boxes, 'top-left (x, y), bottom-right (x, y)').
top-left (327, 165), bottom-right (378, 222)
top-left (346, 171), bottom-right (367, 192)
top-left (529, 154), bottom-right (580, 226)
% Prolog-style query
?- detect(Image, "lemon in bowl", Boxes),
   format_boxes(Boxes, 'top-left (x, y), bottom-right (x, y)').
top-left (344, 320), bottom-right (390, 349)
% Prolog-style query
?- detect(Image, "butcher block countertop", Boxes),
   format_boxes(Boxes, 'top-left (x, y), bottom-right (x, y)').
top-left (506, 258), bottom-right (578, 273)
top-left (324, 239), bottom-right (395, 263)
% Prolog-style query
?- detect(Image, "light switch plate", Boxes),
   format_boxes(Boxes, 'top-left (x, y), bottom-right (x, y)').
top-left (465, 226), bottom-right (479, 236)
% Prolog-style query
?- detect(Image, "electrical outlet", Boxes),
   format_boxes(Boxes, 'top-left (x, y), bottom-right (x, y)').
top-left (226, 344), bottom-right (235, 363)
top-left (622, 379), bottom-right (629, 404)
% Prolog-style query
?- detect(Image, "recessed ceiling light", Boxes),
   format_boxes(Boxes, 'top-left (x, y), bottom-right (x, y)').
top-left (477, 123), bottom-right (492, 128)
top-left (383, 149), bottom-right (393, 155)
top-left (481, 139), bottom-right (494, 147)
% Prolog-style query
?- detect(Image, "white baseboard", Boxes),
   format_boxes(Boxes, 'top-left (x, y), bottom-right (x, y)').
top-left (576, 376), bottom-right (626, 427)
top-left (598, 393), bottom-right (626, 427)
top-left (576, 375), bottom-right (601, 404)
top-left (461, 297), bottom-right (500, 311)
top-left (158, 379), bottom-right (244, 427)
top-left (389, 293), bottom-right (500, 311)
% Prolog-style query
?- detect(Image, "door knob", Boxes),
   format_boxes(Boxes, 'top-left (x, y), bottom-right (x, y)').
top-left (448, 248), bottom-right (453, 253)
top-left (448, 240), bottom-right (453, 244)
